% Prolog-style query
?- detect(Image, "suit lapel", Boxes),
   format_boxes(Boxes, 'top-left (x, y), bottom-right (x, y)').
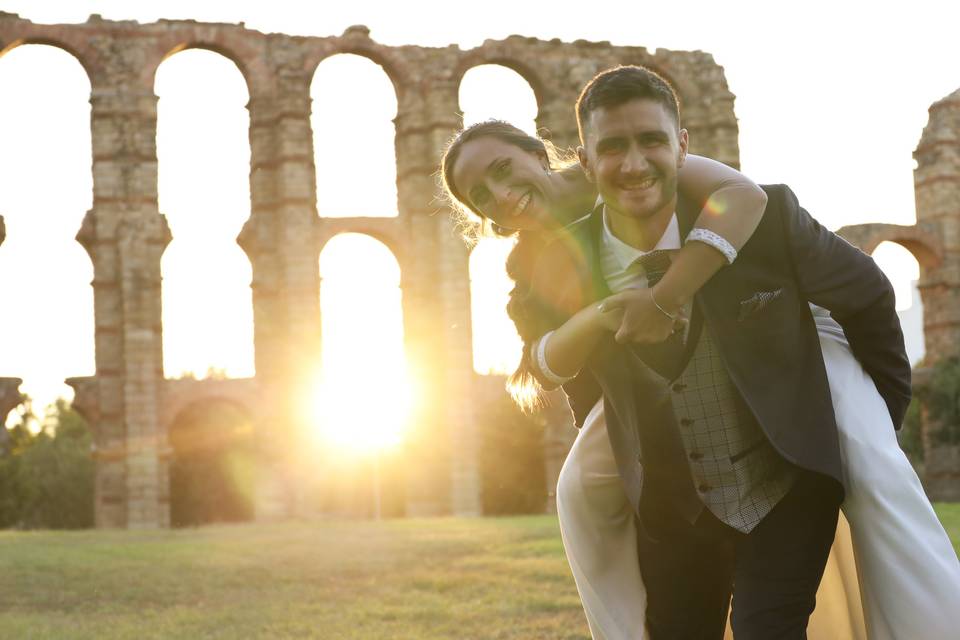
top-left (675, 190), bottom-right (708, 372)
top-left (585, 206), bottom-right (613, 300)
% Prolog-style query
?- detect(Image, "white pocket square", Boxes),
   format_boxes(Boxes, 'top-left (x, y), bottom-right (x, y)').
top-left (738, 288), bottom-right (783, 322)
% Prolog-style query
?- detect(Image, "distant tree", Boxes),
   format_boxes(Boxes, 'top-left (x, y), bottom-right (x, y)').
top-left (0, 399), bottom-right (93, 529)
top-left (0, 398), bottom-right (36, 527)
top-left (919, 357), bottom-right (960, 445)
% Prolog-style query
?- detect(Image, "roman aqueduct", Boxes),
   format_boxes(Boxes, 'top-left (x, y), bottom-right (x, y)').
top-left (0, 12), bottom-right (957, 527)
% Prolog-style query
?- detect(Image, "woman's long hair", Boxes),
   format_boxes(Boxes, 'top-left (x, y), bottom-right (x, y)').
top-left (440, 121), bottom-right (576, 411)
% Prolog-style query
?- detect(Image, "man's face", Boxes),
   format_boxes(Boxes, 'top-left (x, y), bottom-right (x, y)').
top-left (578, 98), bottom-right (688, 224)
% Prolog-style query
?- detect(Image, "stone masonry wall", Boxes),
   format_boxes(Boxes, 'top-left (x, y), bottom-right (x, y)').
top-left (838, 88), bottom-right (960, 500)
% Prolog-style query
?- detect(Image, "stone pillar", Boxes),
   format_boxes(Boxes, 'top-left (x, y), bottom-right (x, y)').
top-left (914, 88), bottom-right (960, 499)
top-left (239, 60), bottom-right (321, 520)
top-left (395, 77), bottom-right (481, 516)
top-left (79, 74), bottom-right (171, 529)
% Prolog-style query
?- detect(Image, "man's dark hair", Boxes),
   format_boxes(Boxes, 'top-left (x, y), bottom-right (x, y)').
top-left (575, 65), bottom-right (681, 142)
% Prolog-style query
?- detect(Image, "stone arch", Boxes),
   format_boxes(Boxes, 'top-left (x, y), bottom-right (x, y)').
top-left (162, 378), bottom-right (260, 431)
top-left (157, 42), bottom-right (253, 97)
top-left (305, 32), bottom-right (408, 104)
top-left (0, 37), bottom-right (94, 84)
top-left (836, 223), bottom-right (943, 271)
top-left (317, 222), bottom-right (404, 268)
top-left (311, 52), bottom-right (400, 219)
top-left (318, 231), bottom-right (404, 291)
top-left (167, 395), bottom-right (256, 527)
top-left (457, 62), bottom-right (541, 135)
top-left (454, 54), bottom-right (548, 111)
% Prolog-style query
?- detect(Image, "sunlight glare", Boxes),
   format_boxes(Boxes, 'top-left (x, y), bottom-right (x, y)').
top-left (313, 234), bottom-right (411, 452)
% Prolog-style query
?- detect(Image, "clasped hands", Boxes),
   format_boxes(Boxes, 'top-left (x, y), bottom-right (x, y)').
top-left (596, 287), bottom-right (688, 344)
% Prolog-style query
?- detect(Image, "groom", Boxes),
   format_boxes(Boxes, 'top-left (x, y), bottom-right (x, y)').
top-left (529, 66), bottom-right (912, 638)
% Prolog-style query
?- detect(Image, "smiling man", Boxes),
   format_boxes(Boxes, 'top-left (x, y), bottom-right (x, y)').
top-left (526, 65), bottom-right (913, 638)
top-left (577, 80), bottom-right (688, 251)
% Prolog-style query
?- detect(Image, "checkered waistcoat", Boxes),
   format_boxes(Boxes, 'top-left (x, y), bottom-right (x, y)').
top-left (668, 319), bottom-right (796, 534)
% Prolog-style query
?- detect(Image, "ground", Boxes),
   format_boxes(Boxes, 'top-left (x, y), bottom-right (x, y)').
top-left (2, 507), bottom-right (958, 639)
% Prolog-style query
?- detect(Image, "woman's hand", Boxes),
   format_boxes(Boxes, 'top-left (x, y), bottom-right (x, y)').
top-left (599, 288), bottom-right (687, 344)
top-left (593, 302), bottom-right (625, 333)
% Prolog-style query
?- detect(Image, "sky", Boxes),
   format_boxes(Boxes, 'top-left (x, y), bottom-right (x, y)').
top-left (0, 0), bottom-right (953, 432)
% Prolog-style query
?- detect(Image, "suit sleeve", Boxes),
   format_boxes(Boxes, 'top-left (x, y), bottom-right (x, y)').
top-left (776, 184), bottom-right (912, 429)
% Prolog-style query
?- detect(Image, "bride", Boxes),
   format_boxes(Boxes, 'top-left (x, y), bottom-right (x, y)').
top-left (441, 119), bottom-right (960, 639)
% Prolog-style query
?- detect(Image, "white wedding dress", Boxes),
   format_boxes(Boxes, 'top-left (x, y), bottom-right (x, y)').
top-left (555, 309), bottom-right (960, 640)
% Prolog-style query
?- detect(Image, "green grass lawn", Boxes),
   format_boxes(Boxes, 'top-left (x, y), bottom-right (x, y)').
top-left (2, 506), bottom-right (959, 640)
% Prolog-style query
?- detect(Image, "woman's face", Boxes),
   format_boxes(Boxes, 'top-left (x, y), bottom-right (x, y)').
top-left (451, 137), bottom-right (558, 231)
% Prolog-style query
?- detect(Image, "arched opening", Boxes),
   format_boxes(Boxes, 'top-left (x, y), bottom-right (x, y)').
top-left (459, 65), bottom-right (546, 513)
top-left (168, 399), bottom-right (255, 527)
top-left (310, 233), bottom-right (409, 517)
top-left (458, 64), bottom-right (539, 375)
top-left (872, 241), bottom-right (924, 364)
top-left (311, 54), bottom-right (398, 218)
top-left (469, 239), bottom-right (522, 375)
top-left (0, 44), bottom-right (94, 424)
top-left (459, 64), bottom-right (538, 134)
top-left (155, 48), bottom-right (254, 380)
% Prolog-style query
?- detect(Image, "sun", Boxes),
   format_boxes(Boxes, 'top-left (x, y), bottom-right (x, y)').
top-left (308, 360), bottom-right (415, 453)
top-left (308, 233), bottom-right (414, 453)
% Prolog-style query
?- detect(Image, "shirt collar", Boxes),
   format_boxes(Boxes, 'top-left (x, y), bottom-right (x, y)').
top-left (600, 204), bottom-right (682, 272)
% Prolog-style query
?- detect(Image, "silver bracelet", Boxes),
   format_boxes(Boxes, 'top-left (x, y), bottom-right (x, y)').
top-left (687, 228), bottom-right (738, 264)
top-left (650, 289), bottom-right (678, 320)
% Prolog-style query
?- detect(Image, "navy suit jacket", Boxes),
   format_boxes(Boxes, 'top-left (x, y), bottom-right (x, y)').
top-left (525, 184), bottom-right (912, 515)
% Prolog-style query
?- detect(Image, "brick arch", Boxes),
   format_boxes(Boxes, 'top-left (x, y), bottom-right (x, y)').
top-left (317, 221), bottom-right (404, 271)
top-left (162, 378), bottom-right (260, 434)
top-left (0, 37), bottom-right (94, 86)
top-left (453, 54), bottom-right (547, 113)
top-left (836, 223), bottom-right (943, 271)
top-left (153, 42), bottom-right (253, 99)
top-left (168, 395), bottom-right (254, 429)
top-left (305, 37), bottom-right (408, 106)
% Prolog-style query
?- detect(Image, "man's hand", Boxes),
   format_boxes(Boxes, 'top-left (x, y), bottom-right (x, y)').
top-left (599, 288), bottom-right (687, 344)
